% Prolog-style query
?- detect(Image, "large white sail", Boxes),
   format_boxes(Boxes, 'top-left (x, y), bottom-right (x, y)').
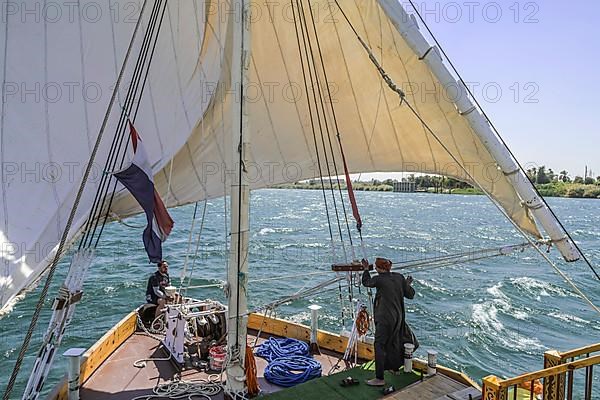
top-left (0, 0), bottom-right (223, 312)
top-left (0, 0), bottom-right (577, 313)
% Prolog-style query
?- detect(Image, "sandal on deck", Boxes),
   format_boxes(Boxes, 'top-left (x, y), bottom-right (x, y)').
top-left (382, 385), bottom-right (396, 395)
top-left (340, 377), bottom-right (360, 387)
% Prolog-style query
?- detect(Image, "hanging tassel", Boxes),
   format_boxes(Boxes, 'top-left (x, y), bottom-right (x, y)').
top-left (245, 345), bottom-right (260, 397)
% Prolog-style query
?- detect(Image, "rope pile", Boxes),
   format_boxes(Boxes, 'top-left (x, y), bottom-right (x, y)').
top-left (130, 377), bottom-right (222, 400)
top-left (255, 338), bottom-right (321, 387)
top-left (264, 356), bottom-right (322, 388)
top-left (255, 338), bottom-right (309, 362)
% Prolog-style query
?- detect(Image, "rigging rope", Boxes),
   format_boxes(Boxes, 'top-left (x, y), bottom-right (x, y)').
top-left (403, 0), bottom-right (600, 283)
top-left (306, 0), bottom-right (357, 253)
top-left (2, 3), bottom-right (152, 398)
top-left (298, 0), bottom-right (354, 261)
top-left (182, 200), bottom-right (208, 295)
top-left (290, 0), bottom-right (337, 260)
top-left (130, 378), bottom-right (222, 400)
top-left (79, 0), bottom-right (166, 250)
top-left (93, 0), bottom-right (169, 249)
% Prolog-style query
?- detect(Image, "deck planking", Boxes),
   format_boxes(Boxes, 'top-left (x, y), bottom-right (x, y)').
top-left (386, 374), bottom-right (480, 400)
top-left (80, 331), bottom-right (346, 400)
top-left (79, 328), bottom-right (479, 400)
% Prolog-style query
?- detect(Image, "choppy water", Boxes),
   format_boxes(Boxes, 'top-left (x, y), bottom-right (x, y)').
top-left (1, 189), bottom-right (599, 398)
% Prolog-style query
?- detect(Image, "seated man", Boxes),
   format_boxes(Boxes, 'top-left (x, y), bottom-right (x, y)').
top-left (146, 260), bottom-right (172, 319)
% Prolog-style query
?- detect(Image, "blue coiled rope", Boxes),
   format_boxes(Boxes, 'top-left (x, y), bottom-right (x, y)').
top-left (255, 338), bottom-right (321, 387)
top-left (255, 338), bottom-right (310, 362)
top-left (264, 356), bottom-right (322, 387)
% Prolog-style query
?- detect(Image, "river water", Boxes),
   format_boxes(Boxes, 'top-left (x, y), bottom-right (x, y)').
top-left (1, 189), bottom-right (599, 398)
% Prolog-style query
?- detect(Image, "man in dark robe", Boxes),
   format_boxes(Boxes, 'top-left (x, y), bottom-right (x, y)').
top-left (362, 257), bottom-right (418, 386)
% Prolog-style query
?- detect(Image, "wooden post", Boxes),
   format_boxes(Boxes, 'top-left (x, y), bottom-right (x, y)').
top-left (543, 350), bottom-right (565, 400)
top-left (482, 375), bottom-right (508, 400)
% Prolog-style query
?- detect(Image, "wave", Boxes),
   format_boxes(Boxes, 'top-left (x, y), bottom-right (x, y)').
top-left (510, 277), bottom-right (572, 299)
top-left (471, 282), bottom-right (542, 352)
top-left (418, 279), bottom-right (450, 295)
top-left (547, 312), bottom-right (591, 327)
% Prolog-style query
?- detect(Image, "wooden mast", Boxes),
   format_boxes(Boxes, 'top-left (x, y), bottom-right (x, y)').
top-left (225, 0), bottom-right (250, 397)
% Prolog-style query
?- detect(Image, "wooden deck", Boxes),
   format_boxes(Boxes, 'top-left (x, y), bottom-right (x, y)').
top-left (78, 332), bottom-right (480, 400)
top-left (388, 374), bottom-right (481, 400)
top-left (49, 309), bottom-right (481, 400)
top-left (79, 330), bottom-right (348, 400)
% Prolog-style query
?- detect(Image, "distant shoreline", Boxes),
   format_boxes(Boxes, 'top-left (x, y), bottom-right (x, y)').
top-left (270, 182), bottom-right (600, 199)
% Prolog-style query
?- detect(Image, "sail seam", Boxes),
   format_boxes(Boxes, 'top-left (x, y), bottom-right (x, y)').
top-left (0, 0), bottom-right (11, 306)
top-left (77, 0), bottom-right (92, 154)
top-left (44, 0), bottom-right (63, 242)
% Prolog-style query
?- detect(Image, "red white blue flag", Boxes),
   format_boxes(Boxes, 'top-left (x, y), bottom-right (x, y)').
top-left (114, 121), bottom-right (174, 263)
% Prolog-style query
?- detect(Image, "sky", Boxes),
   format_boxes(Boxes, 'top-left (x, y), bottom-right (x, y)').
top-left (362, 0), bottom-right (600, 181)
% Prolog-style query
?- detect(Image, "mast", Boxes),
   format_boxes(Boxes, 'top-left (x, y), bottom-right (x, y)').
top-left (225, 0), bottom-right (250, 397)
top-left (379, 0), bottom-right (580, 262)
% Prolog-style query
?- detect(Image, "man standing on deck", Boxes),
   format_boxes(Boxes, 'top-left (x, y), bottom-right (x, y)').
top-left (146, 260), bottom-right (172, 319)
top-left (362, 257), bottom-right (418, 386)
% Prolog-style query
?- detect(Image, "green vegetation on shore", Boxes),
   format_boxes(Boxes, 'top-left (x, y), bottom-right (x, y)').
top-left (271, 166), bottom-right (600, 199)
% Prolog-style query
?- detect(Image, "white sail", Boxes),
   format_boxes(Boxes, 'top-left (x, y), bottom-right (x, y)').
top-left (0, 0), bottom-right (577, 313)
top-left (0, 0), bottom-right (223, 312)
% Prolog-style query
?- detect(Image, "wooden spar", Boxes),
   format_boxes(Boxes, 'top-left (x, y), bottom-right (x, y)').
top-left (377, 0), bottom-right (580, 262)
top-left (224, 0), bottom-right (250, 397)
top-left (331, 262), bottom-right (373, 272)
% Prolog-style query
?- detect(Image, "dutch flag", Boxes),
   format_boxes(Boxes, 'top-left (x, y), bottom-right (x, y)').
top-left (114, 121), bottom-right (174, 263)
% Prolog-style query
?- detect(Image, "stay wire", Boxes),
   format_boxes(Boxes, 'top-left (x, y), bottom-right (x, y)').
top-left (289, 0), bottom-right (335, 258)
top-left (294, 0), bottom-right (346, 259)
top-left (78, 0), bottom-right (164, 249)
top-left (405, 0), bottom-right (600, 283)
top-left (93, 0), bottom-right (169, 249)
top-left (183, 200), bottom-right (208, 295)
top-left (180, 201), bottom-right (200, 291)
top-left (293, 0), bottom-right (355, 323)
top-left (78, 0), bottom-right (160, 247)
top-left (2, 1), bottom-right (151, 398)
top-left (305, 0), bottom-right (356, 256)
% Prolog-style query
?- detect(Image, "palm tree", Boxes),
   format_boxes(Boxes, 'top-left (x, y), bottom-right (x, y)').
top-left (559, 170), bottom-right (570, 183)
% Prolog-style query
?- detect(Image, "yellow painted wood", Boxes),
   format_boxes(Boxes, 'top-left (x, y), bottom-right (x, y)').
top-left (48, 311), bottom-right (138, 400)
top-left (247, 312), bottom-right (478, 389)
top-left (543, 350), bottom-right (565, 400)
top-left (558, 342), bottom-right (600, 360)
top-left (49, 309), bottom-right (480, 398)
top-left (498, 355), bottom-right (600, 388)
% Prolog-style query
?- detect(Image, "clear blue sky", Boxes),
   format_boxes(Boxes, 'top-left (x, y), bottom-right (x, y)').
top-left (366, 0), bottom-right (599, 181)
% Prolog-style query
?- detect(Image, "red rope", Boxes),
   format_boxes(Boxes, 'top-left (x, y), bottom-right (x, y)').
top-left (338, 137), bottom-right (362, 231)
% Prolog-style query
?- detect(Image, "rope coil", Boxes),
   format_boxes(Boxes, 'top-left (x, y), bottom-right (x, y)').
top-left (264, 356), bottom-right (322, 388)
top-left (255, 338), bottom-right (310, 363)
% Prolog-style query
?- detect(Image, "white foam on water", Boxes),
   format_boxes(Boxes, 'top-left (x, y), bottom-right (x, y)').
top-left (472, 302), bottom-right (504, 332)
top-left (103, 286), bottom-right (116, 294)
top-left (419, 279), bottom-right (449, 294)
top-left (548, 312), bottom-right (590, 325)
top-left (511, 277), bottom-right (570, 298)
top-left (472, 282), bottom-right (542, 351)
top-left (258, 228), bottom-right (275, 236)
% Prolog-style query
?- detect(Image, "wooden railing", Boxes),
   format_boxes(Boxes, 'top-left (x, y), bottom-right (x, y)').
top-left (483, 343), bottom-right (600, 400)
